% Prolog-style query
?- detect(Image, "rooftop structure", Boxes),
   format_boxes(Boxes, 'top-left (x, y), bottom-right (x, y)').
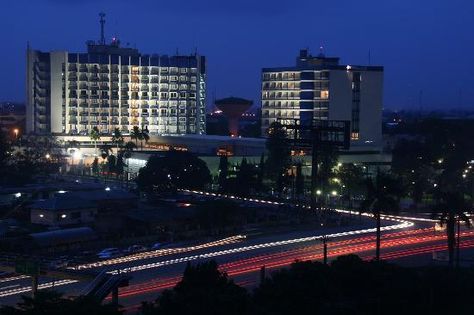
top-left (26, 13), bottom-right (206, 136)
top-left (214, 97), bottom-right (253, 136)
top-left (261, 48), bottom-right (384, 148)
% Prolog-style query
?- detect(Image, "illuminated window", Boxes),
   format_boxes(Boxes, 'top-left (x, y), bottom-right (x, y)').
top-left (320, 90), bottom-right (329, 99)
top-left (351, 132), bottom-right (359, 140)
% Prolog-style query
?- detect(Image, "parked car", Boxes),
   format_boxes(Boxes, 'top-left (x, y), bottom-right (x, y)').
top-left (125, 245), bottom-right (148, 254)
top-left (97, 248), bottom-right (121, 259)
top-left (151, 242), bottom-right (163, 250)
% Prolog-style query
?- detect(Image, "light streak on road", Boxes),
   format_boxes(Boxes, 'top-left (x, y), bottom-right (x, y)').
top-left (70, 235), bottom-right (246, 270)
top-left (0, 279), bottom-right (78, 298)
top-left (107, 215), bottom-right (412, 275)
top-left (0, 275), bottom-right (30, 284)
top-left (0, 191), bottom-right (447, 299)
top-left (113, 235), bottom-right (474, 300)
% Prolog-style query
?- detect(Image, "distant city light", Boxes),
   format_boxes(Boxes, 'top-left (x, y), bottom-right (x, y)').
top-left (105, 187), bottom-right (111, 191)
top-left (39, 214), bottom-right (44, 218)
top-left (316, 190), bottom-right (322, 195)
top-left (331, 190), bottom-right (338, 196)
top-left (45, 153), bottom-right (51, 159)
top-left (61, 214), bottom-right (67, 218)
top-left (58, 190), bottom-right (66, 194)
top-left (14, 193), bottom-right (21, 198)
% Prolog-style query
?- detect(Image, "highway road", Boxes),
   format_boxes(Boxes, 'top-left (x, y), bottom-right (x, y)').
top-left (1, 191), bottom-right (473, 311)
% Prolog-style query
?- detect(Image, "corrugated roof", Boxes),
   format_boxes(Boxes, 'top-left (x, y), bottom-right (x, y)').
top-left (30, 227), bottom-right (97, 247)
top-left (30, 189), bottom-right (137, 210)
top-left (31, 193), bottom-right (95, 210)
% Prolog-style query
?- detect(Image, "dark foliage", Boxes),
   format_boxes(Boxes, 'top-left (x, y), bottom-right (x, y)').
top-left (136, 151), bottom-right (211, 193)
top-left (141, 261), bottom-right (249, 315)
top-left (0, 290), bottom-right (122, 315)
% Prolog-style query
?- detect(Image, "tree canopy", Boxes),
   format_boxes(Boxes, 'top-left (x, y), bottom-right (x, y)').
top-left (141, 261), bottom-right (249, 315)
top-left (136, 151), bottom-right (211, 192)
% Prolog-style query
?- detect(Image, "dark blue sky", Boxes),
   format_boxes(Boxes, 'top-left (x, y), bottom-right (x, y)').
top-left (1, 0), bottom-right (473, 110)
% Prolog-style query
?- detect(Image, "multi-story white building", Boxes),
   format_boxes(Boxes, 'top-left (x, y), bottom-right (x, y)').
top-left (261, 49), bottom-right (383, 148)
top-left (26, 18), bottom-right (206, 136)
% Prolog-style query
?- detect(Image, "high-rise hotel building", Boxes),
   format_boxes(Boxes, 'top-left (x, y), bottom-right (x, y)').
top-left (26, 20), bottom-right (206, 136)
top-left (261, 49), bottom-right (383, 148)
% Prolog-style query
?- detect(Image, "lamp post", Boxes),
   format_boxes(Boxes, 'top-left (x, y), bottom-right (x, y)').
top-left (13, 128), bottom-right (19, 147)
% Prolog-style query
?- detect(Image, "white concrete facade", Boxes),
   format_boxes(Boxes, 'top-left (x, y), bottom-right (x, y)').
top-left (26, 46), bottom-right (206, 136)
top-left (261, 49), bottom-right (384, 150)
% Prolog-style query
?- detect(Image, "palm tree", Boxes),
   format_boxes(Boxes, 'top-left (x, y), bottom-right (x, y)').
top-left (89, 127), bottom-right (101, 156)
top-left (434, 190), bottom-right (471, 267)
top-left (123, 141), bottom-right (136, 158)
top-left (99, 144), bottom-right (111, 161)
top-left (65, 140), bottom-right (80, 166)
top-left (111, 128), bottom-right (124, 155)
top-left (140, 126), bottom-right (150, 150)
top-left (361, 171), bottom-right (401, 261)
top-left (130, 126), bottom-right (141, 148)
top-left (337, 163), bottom-right (365, 208)
top-left (122, 141), bottom-right (136, 186)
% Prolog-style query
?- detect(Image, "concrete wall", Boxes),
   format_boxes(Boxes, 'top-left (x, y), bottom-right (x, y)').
top-left (50, 51), bottom-right (67, 134)
top-left (31, 207), bottom-right (96, 226)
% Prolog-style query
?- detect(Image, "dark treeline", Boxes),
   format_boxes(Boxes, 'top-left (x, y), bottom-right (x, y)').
top-left (137, 256), bottom-right (474, 315)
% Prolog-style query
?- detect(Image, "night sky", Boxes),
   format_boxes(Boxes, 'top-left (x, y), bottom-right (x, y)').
top-left (1, 0), bottom-right (473, 110)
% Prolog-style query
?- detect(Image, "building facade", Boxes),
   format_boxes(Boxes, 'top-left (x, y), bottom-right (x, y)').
top-left (26, 37), bottom-right (206, 136)
top-left (261, 49), bottom-right (383, 148)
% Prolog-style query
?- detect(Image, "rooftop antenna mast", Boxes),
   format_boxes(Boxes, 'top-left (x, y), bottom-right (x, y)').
top-left (99, 12), bottom-right (106, 45)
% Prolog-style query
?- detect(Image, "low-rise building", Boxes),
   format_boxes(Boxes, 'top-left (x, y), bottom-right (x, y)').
top-left (30, 189), bottom-right (138, 226)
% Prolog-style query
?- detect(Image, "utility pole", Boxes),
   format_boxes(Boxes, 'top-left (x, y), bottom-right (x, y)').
top-left (259, 265), bottom-right (266, 284)
top-left (456, 217), bottom-right (461, 269)
top-left (99, 12), bottom-right (106, 45)
top-left (31, 274), bottom-right (39, 298)
top-left (321, 236), bottom-right (329, 265)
